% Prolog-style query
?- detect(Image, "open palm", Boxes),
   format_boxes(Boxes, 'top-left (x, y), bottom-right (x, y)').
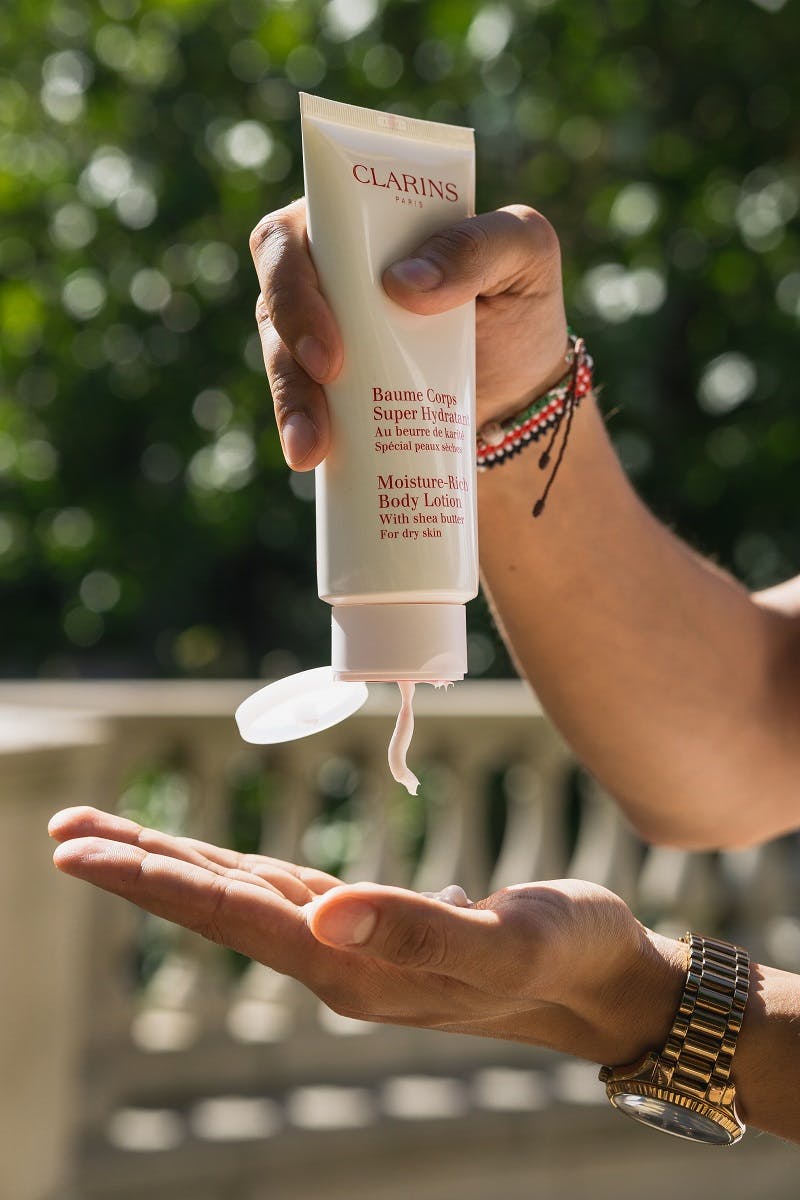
top-left (49, 806), bottom-right (677, 1067)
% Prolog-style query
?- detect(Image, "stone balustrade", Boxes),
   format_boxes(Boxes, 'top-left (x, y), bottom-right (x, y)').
top-left (1, 681), bottom-right (798, 1200)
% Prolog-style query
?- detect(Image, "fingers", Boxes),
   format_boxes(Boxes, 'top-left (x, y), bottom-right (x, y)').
top-left (249, 200), bottom-right (563, 469)
top-left (49, 807), bottom-right (338, 904)
top-left (382, 205), bottom-right (561, 316)
top-left (250, 199), bottom-right (342, 471)
top-left (52, 835), bottom-right (320, 978)
top-left (49, 813), bottom-right (289, 901)
top-left (49, 806), bottom-right (224, 878)
top-left (306, 882), bottom-right (524, 988)
top-left (255, 303), bottom-right (330, 469)
top-left (249, 199), bottom-right (342, 382)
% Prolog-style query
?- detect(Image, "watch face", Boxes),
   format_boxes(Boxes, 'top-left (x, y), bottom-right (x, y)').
top-left (611, 1093), bottom-right (735, 1145)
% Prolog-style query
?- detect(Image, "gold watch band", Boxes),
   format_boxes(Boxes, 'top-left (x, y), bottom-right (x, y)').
top-left (661, 933), bottom-right (750, 1108)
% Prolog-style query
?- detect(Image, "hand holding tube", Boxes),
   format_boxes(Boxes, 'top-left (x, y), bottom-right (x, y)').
top-left (250, 199), bottom-right (569, 471)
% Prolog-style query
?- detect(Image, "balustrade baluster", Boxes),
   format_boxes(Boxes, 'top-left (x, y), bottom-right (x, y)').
top-left (340, 757), bottom-right (411, 887)
top-left (490, 736), bottom-right (573, 890)
top-left (636, 845), bottom-right (727, 935)
top-left (411, 753), bottom-right (492, 900)
top-left (131, 734), bottom-right (237, 1054)
top-left (720, 837), bottom-right (800, 964)
top-left (0, 713), bottom-right (108, 1200)
top-left (230, 746), bottom-right (323, 1046)
top-left (566, 775), bottom-right (642, 905)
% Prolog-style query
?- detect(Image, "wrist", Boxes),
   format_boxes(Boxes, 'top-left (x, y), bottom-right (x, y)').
top-left (481, 333), bottom-right (572, 429)
top-left (476, 334), bottom-right (594, 520)
top-left (582, 927), bottom-right (688, 1067)
top-left (529, 338), bottom-right (576, 403)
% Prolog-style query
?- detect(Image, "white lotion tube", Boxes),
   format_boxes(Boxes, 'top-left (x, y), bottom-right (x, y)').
top-left (300, 94), bottom-right (478, 684)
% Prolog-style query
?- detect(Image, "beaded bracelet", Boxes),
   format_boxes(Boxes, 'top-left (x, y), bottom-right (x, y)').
top-left (476, 333), bottom-right (594, 517)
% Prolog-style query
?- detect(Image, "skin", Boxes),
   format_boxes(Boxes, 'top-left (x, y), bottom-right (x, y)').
top-left (49, 806), bottom-right (684, 1067)
top-left (48, 197), bottom-right (800, 1145)
top-left (49, 807), bottom-right (799, 1142)
top-left (250, 198), bottom-right (800, 851)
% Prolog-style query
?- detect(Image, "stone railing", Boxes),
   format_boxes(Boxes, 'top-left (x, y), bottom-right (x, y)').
top-left (1, 681), bottom-right (798, 1200)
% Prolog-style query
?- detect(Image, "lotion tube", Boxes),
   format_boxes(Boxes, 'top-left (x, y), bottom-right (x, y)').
top-left (300, 95), bottom-right (478, 683)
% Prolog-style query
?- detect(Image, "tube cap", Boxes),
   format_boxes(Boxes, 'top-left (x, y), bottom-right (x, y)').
top-left (332, 603), bottom-right (467, 682)
top-left (235, 667), bottom-right (368, 744)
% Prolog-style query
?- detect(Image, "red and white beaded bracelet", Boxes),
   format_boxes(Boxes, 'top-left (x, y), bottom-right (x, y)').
top-left (476, 334), bottom-right (594, 516)
top-left (476, 335), bottom-right (594, 471)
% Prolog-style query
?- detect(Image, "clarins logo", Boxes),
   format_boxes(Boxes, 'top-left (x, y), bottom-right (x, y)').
top-left (353, 163), bottom-right (459, 203)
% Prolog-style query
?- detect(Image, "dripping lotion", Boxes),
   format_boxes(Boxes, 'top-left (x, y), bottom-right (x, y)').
top-left (236, 96), bottom-right (478, 794)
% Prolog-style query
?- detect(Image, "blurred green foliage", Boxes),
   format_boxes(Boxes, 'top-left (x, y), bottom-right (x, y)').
top-left (1, 0), bottom-right (799, 678)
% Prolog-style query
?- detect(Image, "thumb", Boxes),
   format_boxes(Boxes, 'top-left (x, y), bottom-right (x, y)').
top-left (382, 205), bottom-right (560, 316)
top-left (305, 882), bottom-right (503, 980)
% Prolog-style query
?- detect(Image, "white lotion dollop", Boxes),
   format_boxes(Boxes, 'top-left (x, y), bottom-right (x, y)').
top-left (420, 884), bottom-right (475, 908)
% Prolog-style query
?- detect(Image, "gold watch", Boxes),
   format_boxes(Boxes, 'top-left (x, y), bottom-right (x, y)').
top-left (599, 932), bottom-right (750, 1146)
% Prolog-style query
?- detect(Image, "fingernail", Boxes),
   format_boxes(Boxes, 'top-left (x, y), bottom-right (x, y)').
top-left (386, 257), bottom-right (443, 292)
top-left (280, 413), bottom-right (317, 467)
top-left (296, 334), bottom-right (330, 380)
top-left (313, 900), bottom-right (377, 946)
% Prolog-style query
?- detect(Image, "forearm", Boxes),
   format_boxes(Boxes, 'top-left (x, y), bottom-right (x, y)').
top-left (732, 961), bottom-right (800, 1142)
top-left (479, 395), bottom-right (799, 848)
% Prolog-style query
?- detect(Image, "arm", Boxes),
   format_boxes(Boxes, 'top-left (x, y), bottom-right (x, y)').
top-left (249, 199), bottom-right (800, 850)
top-left (49, 807), bottom-right (800, 1144)
top-left (479, 395), bottom-right (800, 850)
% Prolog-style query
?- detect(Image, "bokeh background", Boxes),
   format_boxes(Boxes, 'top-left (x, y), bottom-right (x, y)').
top-left (2, 0), bottom-right (799, 682)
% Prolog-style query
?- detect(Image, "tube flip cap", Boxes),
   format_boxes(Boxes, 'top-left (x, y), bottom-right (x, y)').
top-left (235, 667), bottom-right (368, 744)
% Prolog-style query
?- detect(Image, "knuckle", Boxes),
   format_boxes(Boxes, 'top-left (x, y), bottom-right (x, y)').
top-left (254, 292), bottom-right (270, 323)
top-left (384, 919), bottom-right (447, 970)
top-left (511, 205), bottom-right (561, 259)
top-left (132, 822), bottom-right (149, 849)
top-left (192, 878), bottom-right (230, 946)
top-left (430, 221), bottom-right (491, 274)
top-left (266, 355), bottom-right (303, 414)
top-left (259, 277), bottom-right (300, 328)
top-left (256, 320), bottom-right (299, 403)
top-left (249, 213), bottom-right (289, 261)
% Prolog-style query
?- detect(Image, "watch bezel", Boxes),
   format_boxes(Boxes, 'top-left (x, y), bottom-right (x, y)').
top-left (605, 1078), bottom-right (744, 1146)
